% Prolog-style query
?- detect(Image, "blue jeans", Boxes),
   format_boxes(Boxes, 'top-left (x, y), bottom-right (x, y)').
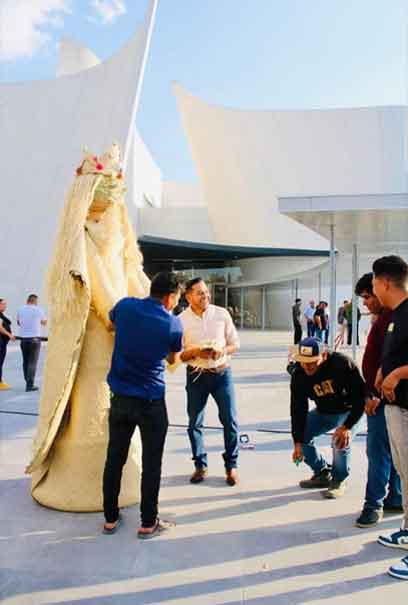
top-left (302, 409), bottom-right (361, 482)
top-left (315, 328), bottom-right (325, 342)
top-left (364, 402), bottom-right (402, 510)
top-left (307, 321), bottom-right (315, 337)
top-left (186, 367), bottom-right (239, 470)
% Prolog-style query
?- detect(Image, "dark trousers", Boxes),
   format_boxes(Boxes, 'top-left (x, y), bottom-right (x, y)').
top-left (20, 338), bottom-right (41, 387)
top-left (186, 367), bottom-right (239, 470)
top-left (0, 340), bottom-right (7, 381)
top-left (294, 323), bottom-right (302, 344)
top-left (103, 392), bottom-right (169, 527)
top-left (307, 321), bottom-right (315, 338)
top-left (347, 323), bottom-right (359, 346)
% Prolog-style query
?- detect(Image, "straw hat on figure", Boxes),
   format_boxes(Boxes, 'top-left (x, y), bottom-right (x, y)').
top-left (26, 144), bottom-right (150, 511)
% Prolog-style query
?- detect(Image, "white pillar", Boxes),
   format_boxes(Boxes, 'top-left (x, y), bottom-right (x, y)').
top-left (240, 288), bottom-right (244, 329)
top-left (351, 243), bottom-right (359, 361)
top-left (329, 224), bottom-right (336, 350)
top-left (261, 286), bottom-right (266, 330)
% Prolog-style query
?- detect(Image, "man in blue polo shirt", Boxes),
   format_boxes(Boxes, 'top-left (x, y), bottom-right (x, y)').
top-left (102, 272), bottom-right (183, 539)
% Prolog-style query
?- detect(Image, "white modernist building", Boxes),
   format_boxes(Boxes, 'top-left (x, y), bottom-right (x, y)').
top-left (141, 86), bottom-right (408, 329)
top-left (0, 0), bottom-right (159, 314)
top-left (2, 0), bottom-right (407, 332)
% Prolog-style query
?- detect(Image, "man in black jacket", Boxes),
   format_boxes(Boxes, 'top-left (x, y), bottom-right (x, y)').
top-left (289, 337), bottom-right (365, 499)
top-left (373, 255), bottom-right (408, 580)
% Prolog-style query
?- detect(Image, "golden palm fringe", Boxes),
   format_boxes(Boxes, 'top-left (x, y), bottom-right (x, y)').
top-left (47, 174), bottom-right (101, 322)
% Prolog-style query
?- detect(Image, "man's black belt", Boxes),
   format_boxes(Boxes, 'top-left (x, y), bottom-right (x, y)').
top-left (16, 336), bottom-right (47, 341)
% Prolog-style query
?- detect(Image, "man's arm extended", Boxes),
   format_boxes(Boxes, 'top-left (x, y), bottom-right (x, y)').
top-left (381, 365), bottom-right (408, 402)
top-left (0, 324), bottom-right (14, 340)
top-left (167, 351), bottom-right (180, 365)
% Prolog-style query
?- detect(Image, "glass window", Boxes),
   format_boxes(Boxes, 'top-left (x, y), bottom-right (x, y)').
top-left (227, 288), bottom-right (241, 326)
top-left (243, 287), bottom-right (262, 329)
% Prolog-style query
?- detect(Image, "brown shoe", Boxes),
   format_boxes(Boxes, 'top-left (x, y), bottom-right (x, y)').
top-left (226, 468), bottom-right (238, 486)
top-left (190, 467), bottom-right (208, 484)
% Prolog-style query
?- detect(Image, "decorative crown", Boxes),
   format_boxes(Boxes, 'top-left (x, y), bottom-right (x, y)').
top-left (75, 142), bottom-right (123, 180)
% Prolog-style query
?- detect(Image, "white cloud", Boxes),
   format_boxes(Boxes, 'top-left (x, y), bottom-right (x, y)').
top-left (90, 0), bottom-right (126, 25)
top-left (0, 0), bottom-right (70, 62)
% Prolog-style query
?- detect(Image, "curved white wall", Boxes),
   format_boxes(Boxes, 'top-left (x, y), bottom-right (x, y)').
top-left (237, 256), bottom-right (329, 285)
top-left (162, 181), bottom-right (206, 208)
top-left (139, 207), bottom-right (216, 242)
top-left (174, 84), bottom-right (406, 249)
top-left (0, 1), bottom-right (157, 314)
top-left (128, 130), bottom-right (162, 210)
top-left (57, 38), bottom-right (100, 77)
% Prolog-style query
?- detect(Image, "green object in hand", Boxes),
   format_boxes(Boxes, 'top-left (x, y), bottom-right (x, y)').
top-left (294, 458), bottom-right (302, 466)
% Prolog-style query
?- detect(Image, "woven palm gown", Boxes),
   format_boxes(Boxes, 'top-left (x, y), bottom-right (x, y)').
top-left (26, 145), bottom-right (150, 511)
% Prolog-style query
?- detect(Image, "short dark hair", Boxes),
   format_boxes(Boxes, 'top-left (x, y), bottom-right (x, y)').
top-left (185, 277), bottom-right (205, 293)
top-left (27, 294), bottom-right (38, 303)
top-left (150, 272), bottom-right (182, 299)
top-left (355, 272), bottom-right (374, 296)
top-left (372, 255), bottom-right (408, 289)
top-left (295, 298), bottom-right (301, 303)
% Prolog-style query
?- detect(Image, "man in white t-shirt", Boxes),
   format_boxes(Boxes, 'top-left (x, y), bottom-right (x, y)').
top-left (304, 300), bottom-right (316, 338)
top-left (179, 278), bottom-right (240, 486)
top-left (17, 294), bottom-right (47, 391)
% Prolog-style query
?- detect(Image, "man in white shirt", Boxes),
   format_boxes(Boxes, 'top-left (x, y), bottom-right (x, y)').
top-left (17, 294), bottom-right (47, 391)
top-left (179, 278), bottom-right (240, 486)
top-left (304, 300), bottom-right (316, 338)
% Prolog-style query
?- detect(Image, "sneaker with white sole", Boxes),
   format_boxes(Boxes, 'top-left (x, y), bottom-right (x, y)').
top-left (388, 555), bottom-right (408, 580)
top-left (378, 528), bottom-right (408, 550)
top-left (323, 480), bottom-right (346, 499)
top-left (355, 508), bottom-right (383, 528)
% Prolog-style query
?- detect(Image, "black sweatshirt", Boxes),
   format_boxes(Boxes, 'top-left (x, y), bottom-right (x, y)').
top-left (381, 298), bottom-right (408, 410)
top-left (289, 352), bottom-right (366, 443)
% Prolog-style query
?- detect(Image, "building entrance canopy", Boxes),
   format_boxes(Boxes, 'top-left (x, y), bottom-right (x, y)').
top-left (279, 193), bottom-right (408, 251)
top-left (279, 192), bottom-right (408, 356)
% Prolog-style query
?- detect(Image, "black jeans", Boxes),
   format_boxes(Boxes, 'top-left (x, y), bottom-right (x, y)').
top-left (103, 392), bottom-right (169, 527)
top-left (294, 323), bottom-right (302, 344)
top-left (0, 339), bottom-right (7, 381)
top-left (347, 323), bottom-right (359, 346)
top-left (20, 338), bottom-right (41, 387)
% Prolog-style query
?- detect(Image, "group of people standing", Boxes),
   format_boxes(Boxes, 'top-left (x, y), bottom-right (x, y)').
top-left (102, 273), bottom-right (240, 538)
top-left (293, 296), bottom-right (362, 348)
top-left (289, 255), bottom-right (408, 581)
top-left (0, 294), bottom-right (47, 392)
top-left (293, 298), bottom-right (330, 344)
top-left (5, 252), bottom-right (408, 579)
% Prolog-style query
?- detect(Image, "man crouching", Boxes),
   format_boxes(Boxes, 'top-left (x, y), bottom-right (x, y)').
top-left (289, 337), bottom-right (365, 499)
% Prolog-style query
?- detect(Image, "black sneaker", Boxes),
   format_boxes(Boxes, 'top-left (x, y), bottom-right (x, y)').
top-left (299, 467), bottom-right (331, 489)
top-left (383, 502), bottom-right (404, 514)
top-left (355, 508), bottom-right (383, 528)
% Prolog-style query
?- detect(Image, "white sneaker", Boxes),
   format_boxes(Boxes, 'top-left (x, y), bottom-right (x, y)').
top-left (388, 556), bottom-right (408, 580)
top-left (378, 528), bottom-right (408, 550)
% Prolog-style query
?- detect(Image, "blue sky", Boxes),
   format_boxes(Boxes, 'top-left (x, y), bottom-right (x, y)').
top-left (1, 0), bottom-right (407, 181)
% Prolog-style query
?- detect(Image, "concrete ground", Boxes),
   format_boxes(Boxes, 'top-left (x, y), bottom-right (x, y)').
top-left (0, 331), bottom-right (407, 605)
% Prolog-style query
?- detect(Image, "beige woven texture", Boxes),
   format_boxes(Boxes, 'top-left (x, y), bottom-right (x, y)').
top-left (26, 147), bottom-right (150, 511)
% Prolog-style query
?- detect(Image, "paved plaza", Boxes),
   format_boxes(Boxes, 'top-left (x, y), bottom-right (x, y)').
top-left (0, 331), bottom-right (407, 604)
